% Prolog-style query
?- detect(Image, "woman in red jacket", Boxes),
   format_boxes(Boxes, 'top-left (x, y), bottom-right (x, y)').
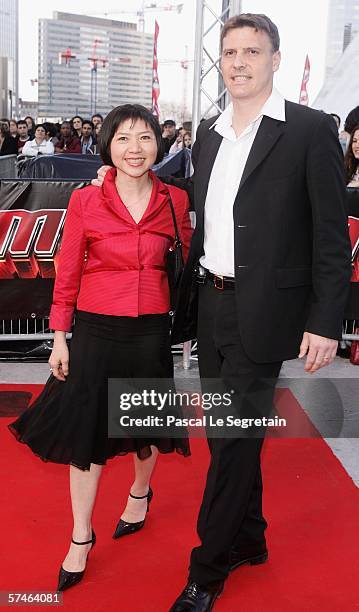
top-left (9, 104), bottom-right (192, 591)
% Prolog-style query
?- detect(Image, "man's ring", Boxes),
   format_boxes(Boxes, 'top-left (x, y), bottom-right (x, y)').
top-left (323, 357), bottom-right (329, 361)
top-left (49, 367), bottom-right (53, 371)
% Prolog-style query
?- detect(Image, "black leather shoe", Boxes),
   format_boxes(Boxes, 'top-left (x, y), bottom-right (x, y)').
top-left (229, 546), bottom-right (268, 572)
top-left (169, 580), bottom-right (224, 612)
top-left (57, 529), bottom-right (96, 592)
top-left (113, 486), bottom-right (153, 539)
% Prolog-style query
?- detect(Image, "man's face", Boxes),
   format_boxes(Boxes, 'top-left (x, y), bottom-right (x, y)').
top-left (82, 124), bottom-right (93, 138)
top-left (221, 27), bottom-right (280, 102)
top-left (163, 124), bottom-right (176, 138)
top-left (17, 123), bottom-right (28, 138)
top-left (61, 123), bottom-right (71, 138)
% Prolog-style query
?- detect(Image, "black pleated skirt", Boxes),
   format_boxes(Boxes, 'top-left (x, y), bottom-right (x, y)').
top-left (9, 311), bottom-right (190, 470)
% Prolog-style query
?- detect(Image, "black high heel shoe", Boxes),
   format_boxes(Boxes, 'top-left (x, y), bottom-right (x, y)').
top-left (113, 487), bottom-right (153, 539)
top-left (57, 529), bottom-right (96, 592)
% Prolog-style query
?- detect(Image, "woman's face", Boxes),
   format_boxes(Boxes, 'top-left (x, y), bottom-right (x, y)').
top-left (35, 126), bottom-right (46, 141)
top-left (25, 118), bottom-right (33, 130)
top-left (110, 118), bottom-right (158, 178)
top-left (184, 134), bottom-right (192, 147)
top-left (95, 123), bottom-right (102, 135)
top-left (10, 120), bottom-right (17, 135)
top-left (352, 130), bottom-right (359, 160)
top-left (73, 117), bottom-right (82, 130)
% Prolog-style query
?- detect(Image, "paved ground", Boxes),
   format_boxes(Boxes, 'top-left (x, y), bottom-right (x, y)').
top-left (1, 355), bottom-right (358, 485)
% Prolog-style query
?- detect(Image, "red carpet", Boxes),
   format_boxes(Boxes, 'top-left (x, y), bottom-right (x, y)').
top-left (0, 384), bottom-right (358, 611)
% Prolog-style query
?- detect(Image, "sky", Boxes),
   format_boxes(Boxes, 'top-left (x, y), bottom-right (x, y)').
top-left (19, 0), bottom-right (330, 112)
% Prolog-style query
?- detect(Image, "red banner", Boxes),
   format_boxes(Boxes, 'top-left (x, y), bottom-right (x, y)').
top-left (152, 20), bottom-right (160, 117)
top-left (299, 55), bottom-right (310, 106)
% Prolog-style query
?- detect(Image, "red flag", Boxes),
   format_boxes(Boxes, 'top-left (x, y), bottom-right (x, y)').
top-left (152, 21), bottom-right (160, 117)
top-left (299, 55), bottom-right (310, 105)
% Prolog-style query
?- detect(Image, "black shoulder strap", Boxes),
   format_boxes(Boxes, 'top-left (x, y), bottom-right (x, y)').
top-left (164, 186), bottom-right (181, 245)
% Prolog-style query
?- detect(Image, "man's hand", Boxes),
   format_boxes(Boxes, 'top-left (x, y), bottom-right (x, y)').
top-left (299, 332), bottom-right (338, 373)
top-left (91, 165), bottom-right (111, 187)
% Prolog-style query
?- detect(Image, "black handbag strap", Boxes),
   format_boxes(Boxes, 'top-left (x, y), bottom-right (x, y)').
top-left (164, 186), bottom-right (182, 246)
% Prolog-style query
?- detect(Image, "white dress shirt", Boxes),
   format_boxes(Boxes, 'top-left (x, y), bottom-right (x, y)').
top-left (200, 88), bottom-right (286, 277)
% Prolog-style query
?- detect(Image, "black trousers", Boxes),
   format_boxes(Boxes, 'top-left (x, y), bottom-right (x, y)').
top-left (189, 282), bottom-right (282, 584)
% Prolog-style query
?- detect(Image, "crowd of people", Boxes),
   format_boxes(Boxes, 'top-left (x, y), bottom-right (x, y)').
top-left (0, 112), bottom-right (192, 161)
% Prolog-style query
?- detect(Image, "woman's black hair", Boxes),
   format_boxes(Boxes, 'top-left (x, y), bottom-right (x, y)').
top-left (34, 124), bottom-right (46, 132)
top-left (99, 104), bottom-right (164, 166)
top-left (24, 116), bottom-right (35, 128)
top-left (344, 124), bottom-right (359, 184)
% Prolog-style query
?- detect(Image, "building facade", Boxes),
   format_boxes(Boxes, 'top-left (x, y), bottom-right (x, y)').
top-left (325, 0), bottom-right (359, 77)
top-left (38, 12), bottom-right (154, 120)
top-left (0, 0), bottom-right (18, 117)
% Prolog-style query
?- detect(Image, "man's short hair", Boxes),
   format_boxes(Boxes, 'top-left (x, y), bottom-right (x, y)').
top-left (163, 119), bottom-right (176, 127)
top-left (17, 120), bottom-right (27, 127)
top-left (98, 104), bottom-right (164, 166)
top-left (220, 13), bottom-right (280, 52)
top-left (82, 120), bottom-right (94, 129)
top-left (92, 113), bottom-right (104, 122)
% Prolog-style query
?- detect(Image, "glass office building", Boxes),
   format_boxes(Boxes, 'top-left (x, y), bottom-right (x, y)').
top-left (38, 12), bottom-right (154, 120)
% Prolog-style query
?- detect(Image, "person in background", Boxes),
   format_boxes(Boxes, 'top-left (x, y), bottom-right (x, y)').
top-left (94, 121), bottom-right (102, 139)
top-left (161, 119), bottom-right (177, 154)
top-left (330, 113), bottom-right (341, 131)
top-left (330, 113), bottom-right (346, 152)
top-left (16, 120), bottom-right (30, 154)
top-left (9, 119), bottom-right (18, 137)
top-left (55, 121), bottom-right (81, 154)
top-left (71, 116), bottom-right (83, 139)
top-left (22, 124), bottom-right (55, 156)
top-left (345, 125), bottom-right (359, 187)
top-left (43, 122), bottom-right (59, 148)
top-left (91, 113), bottom-right (103, 128)
top-left (169, 131), bottom-right (192, 155)
top-left (340, 106), bottom-right (359, 152)
top-left (24, 116), bottom-right (35, 139)
top-left (0, 122), bottom-right (18, 155)
top-left (80, 120), bottom-right (96, 154)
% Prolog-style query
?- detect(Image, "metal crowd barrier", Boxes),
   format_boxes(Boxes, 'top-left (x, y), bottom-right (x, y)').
top-left (0, 155), bottom-right (17, 179)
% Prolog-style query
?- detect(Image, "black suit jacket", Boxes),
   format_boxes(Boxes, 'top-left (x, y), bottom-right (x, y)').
top-left (166, 101), bottom-right (352, 363)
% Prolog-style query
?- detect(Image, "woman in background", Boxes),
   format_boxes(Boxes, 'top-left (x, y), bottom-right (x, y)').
top-left (0, 122), bottom-right (18, 155)
top-left (345, 126), bottom-right (359, 187)
top-left (71, 115), bottom-right (83, 139)
top-left (169, 131), bottom-right (192, 155)
top-left (22, 124), bottom-right (55, 156)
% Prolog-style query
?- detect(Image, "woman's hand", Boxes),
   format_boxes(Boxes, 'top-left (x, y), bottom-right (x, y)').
top-left (91, 165), bottom-right (112, 187)
top-left (49, 331), bottom-right (69, 381)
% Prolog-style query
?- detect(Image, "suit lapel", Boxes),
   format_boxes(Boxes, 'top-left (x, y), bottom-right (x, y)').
top-left (196, 127), bottom-right (223, 221)
top-left (239, 116), bottom-right (285, 191)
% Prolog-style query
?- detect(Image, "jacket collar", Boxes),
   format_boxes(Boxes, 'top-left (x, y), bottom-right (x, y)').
top-left (210, 87), bottom-right (286, 139)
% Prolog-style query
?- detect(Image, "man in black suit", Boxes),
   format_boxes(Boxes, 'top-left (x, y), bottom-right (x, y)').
top-left (167, 13), bottom-right (351, 612)
top-left (93, 14), bottom-right (351, 611)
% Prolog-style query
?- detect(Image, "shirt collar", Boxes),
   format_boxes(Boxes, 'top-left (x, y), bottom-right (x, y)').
top-left (210, 87), bottom-right (286, 134)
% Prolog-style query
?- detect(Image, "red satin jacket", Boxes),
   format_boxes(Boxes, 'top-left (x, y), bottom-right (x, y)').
top-left (49, 168), bottom-right (192, 331)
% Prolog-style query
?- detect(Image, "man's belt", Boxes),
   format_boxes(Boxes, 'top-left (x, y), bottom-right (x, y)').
top-left (199, 268), bottom-right (235, 290)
